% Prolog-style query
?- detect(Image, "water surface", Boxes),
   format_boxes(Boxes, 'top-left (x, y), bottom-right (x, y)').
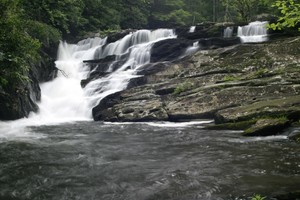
top-left (0, 121), bottom-right (299, 200)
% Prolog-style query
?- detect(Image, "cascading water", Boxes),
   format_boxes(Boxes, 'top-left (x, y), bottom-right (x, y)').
top-left (0, 29), bottom-right (176, 139)
top-left (238, 21), bottom-right (269, 43)
top-left (83, 29), bottom-right (176, 108)
top-left (224, 27), bottom-right (233, 38)
top-left (184, 41), bottom-right (199, 56)
top-left (189, 26), bottom-right (196, 33)
top-left (37, 29), bottom-right (176, 120)
top-left (38, 29), bottom-right (175, 121)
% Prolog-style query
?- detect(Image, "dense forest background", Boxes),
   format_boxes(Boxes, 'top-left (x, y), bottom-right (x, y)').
top-left (0, 0), bottom-right (300, 93)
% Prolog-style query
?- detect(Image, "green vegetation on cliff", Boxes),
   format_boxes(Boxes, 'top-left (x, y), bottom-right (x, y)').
top-left (0, 0), bottom-right (40, 91)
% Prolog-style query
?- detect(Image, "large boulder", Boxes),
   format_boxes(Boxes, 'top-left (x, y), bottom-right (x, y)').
top-left (150, 38), bottom-right (191, 62)
top-left (92, 89), bottom-right (169, 122)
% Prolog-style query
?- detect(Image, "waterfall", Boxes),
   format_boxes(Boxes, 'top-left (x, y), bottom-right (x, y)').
top-left (184, 41), bottom-right (199, 56)
top-left (237, 21), bottom-right (269, 43)
top-left (0, 28), bottom-right (176, 132)
top-left (189, 26), bottom-right (196, 33)
top-left (224, 27), bottom-right (233, 38)
top-left (84, 29), bottom-right (176, 108)
top-left (35, 29), bottom-right (176, 122)
top-left (29, 37), bottom-right (108, 123)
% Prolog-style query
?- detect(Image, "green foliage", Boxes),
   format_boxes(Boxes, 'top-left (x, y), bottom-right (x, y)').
top-left (222, 0), bottom-right (256, 22)
top-left (26, 21), bottom-right (61, 47)
top-left (149, 0), bottom-right (191, 27)
top-left (173, 81), bottom-right (194, 95)
top-left (251, 194), bottom-right (266, 200)
top-left (0, 0), bottom-right (40, 90)
top-left (268, 0), bottom-right (300, 32)
top-left (22, 0), bottom-right (86, 37)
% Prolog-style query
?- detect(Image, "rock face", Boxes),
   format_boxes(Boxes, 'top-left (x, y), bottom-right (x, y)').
top-left (0, 73), bottom-right (40, 120)
top-left (0, 47), bottom-right (57, 120)
top-left (92, 34), bottom-right (300, 135)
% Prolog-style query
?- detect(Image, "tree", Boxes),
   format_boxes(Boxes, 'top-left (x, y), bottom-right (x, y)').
top-left (269, 0), bottom-right (300, 31)
top-left (148, 0), bottom-right (191, 27)
top-left (0, 0), bottom-right (40, 90)
top-left (119, 0), bottom-right (150, 29)
top-left (224, 0), bottom-right (256, 22)
top-left (22, 0), bottom-right (86, 38)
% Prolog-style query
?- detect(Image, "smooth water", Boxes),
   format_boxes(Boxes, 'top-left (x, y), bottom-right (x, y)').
top-left (224, 27), bottom-right (233, 38)
top-left (0, 121), bottom-right (299, 200)
top-left (238, 21), bottom-right (269, 43)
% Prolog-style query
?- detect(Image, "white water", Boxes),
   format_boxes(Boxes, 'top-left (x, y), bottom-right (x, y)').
top-left (189, 26), bottom-right (196, 33)
top-left (224, 27), bottom-right (233, 38)
top-left (184, 41), bottom-right (199, 56)
top-left (238, 21), bottom-right (269, 43)
top-left (0, 29), bottom-right (177, 139)
top-left (84, 29), bottom-right (176, 108)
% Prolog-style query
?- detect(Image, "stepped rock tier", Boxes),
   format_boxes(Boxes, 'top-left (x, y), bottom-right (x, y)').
top-left (2, 22), bottom-right (300, 136)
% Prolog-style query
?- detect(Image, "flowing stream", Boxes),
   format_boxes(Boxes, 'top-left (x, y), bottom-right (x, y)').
top-left (0, 28), bottom-right (299, 200)
top-left (0, 121), bottom-right (299, 200)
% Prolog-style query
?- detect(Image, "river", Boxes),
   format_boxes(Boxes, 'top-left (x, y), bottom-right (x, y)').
top-left (0, 121), bottom-right (299, 200)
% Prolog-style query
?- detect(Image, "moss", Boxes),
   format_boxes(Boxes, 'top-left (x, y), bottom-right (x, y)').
top-left (223, 75), bottom-right (241, 82)
top-left (243, 117), bottom-right (290, 136)
top-left (206, 119), bottom-right (257, 130)
top-left (173, 81), bottom-right (194, 95)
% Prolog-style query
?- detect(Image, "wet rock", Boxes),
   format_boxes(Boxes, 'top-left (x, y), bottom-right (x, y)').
top-left (215, 95), bottom-right (300, 124)
top-left (243, 118), bottom-right (289, 136)
top-left (91, 31), bottom-right (300, 135)
top-left (198, 37), bottom-right (241, 49)
top-left (0, 76), bottom-right (40, 120)
top-left (106, 29), bottom-right (135, 44)
top-left (150, 38), bottom-right (191, 62)
top-left (288, 128), bottom-right (300, 142)
top-left (92, 92), bottom-right (122, 121)
top-left (93, 88), bottom-right (168, 122)
top-left (83, 55), bottom-right (117, 72)
top-left (274, 190), bottom-right (300, 200)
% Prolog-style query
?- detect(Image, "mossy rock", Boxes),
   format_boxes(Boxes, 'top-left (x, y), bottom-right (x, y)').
top-left (215, 95), bottom-right (300, 123)
top-left (206, 119), bottom-right (257, 130)
top-left (288, 128), bottom-right (300, 143)
top-left (243, 118), bottom-right (289, 136)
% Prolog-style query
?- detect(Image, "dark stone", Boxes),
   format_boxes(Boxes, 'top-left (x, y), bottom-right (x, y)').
top-left (274, 190), bottom-right (300, 200)
top-left (198, 37), bottom-right (241, 50)
top-left (83, 55), bottom-right (117, 72)
top-left (127, 77), bottom-right (147, 89)
top-left (150, 38), bottom-right (191, 63)
top-left (80, 72), bottom-right (111, 88)
top-left (92, 92), bottom-right (121, 121)
top-left (106, 29), bottom-right (135, 44)
top-left (176, 22), bottom-right (227, 40)
top-left (82, 55), bottom-right (129, 88)
top-left (0, 78), bottom-right (39, 120)
top-left (155, 87), bottom-right (176, 96)
top-left (136, 63), bottom-right (170, 76)
top-left (288, 128), bottom-right (300, 142)
top-left (30, 50), bottom-right (57, 83)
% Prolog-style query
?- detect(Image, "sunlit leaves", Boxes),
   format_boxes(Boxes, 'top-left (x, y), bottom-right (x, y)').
top-left (269, 0), bottom-right (300, 31)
